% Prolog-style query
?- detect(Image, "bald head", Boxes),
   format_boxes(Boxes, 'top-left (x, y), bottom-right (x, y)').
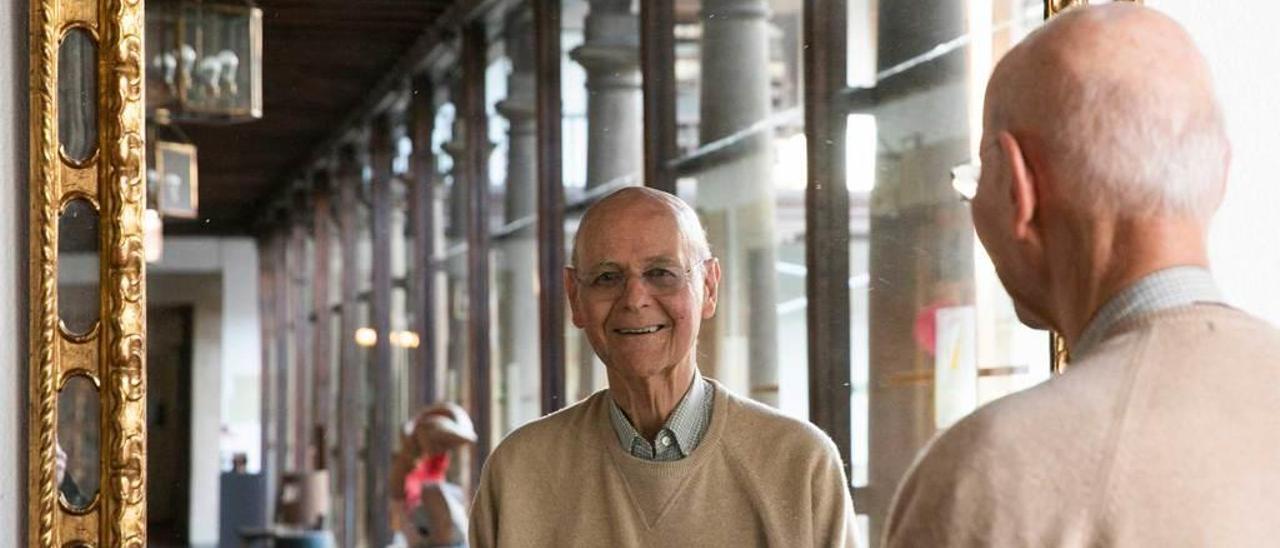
top-left (986, 3), bottom-right (1228, 220)
top-left (571, 187), bottom-right (712, 269)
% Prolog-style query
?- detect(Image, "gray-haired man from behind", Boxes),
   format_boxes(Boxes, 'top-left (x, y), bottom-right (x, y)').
top-left (884, 4), bottom-right (1280, 547)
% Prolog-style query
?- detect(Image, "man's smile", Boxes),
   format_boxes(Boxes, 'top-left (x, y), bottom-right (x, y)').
top-left (613, 324), bottom-right (666, 335)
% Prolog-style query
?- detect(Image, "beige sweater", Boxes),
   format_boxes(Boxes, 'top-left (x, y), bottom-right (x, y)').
top-left (884, 305), bottom-right (1280, 547)
top-left (469, 379), bottom-right (859, 547)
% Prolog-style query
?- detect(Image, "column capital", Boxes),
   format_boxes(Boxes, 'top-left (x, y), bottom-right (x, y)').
top-left (570, 44), bottom-right (641, 89)
top-left (496, 98), bottom-right (535, 125)
top-left (496, 71), bottom-right (536, 125)
top-left (702, 0), bottom-right (771, 20)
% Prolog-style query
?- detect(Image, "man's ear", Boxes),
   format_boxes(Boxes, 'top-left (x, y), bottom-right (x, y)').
top-left (565, 267), bottom-right (585, 328)
top-left (701, 258), bottom-right (721, 319)
top-left (998, 131), bottom-right (1041, 246)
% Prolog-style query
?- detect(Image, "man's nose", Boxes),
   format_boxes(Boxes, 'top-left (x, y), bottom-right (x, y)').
top-left (620, 274), bottom-right (653, 309)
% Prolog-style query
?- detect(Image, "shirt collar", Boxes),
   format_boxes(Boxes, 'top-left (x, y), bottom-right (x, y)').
top-left (607, 373), bottom-right (710, 459)
top-left (1074, 266), bottom-right (1223, 358)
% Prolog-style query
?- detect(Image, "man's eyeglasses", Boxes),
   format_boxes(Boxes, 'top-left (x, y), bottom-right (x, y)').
top-left (572, 259), bottom-right (710, 299)
top-left (950, 162), bottom-right (980, 202)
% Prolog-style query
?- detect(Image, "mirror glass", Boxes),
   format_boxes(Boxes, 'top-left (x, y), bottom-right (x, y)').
top-left (58, 27), bottom-right (98, 164)
top-left (58, 198), bottom-right (100, 337)
top-left (57, 375), bottom-right (101, 511)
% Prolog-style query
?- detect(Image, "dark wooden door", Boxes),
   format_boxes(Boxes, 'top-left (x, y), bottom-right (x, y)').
top-left (147, 305), bottom-right (194, 546)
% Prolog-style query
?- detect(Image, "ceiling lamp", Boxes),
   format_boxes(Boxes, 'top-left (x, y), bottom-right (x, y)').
top-left (146, 0), bottom-right (263, 123)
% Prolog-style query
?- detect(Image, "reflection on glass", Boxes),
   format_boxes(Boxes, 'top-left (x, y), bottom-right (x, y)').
top-left (854, 0), bottom-right (1048, 541)
top-left (434, 84), bottom-right (474, 482)
top-left (58, 198), bottom-right (100, 337)
top-left (58, 28), bottom-right (98, 164)
top-left (671, 0), bottom-right (806, 418)
top-left (560, 0), bottom-right (589, 190)
top-left (490, 14), bottom-right (544, 437)
top-left (58, 375), bottom-right (100, 510)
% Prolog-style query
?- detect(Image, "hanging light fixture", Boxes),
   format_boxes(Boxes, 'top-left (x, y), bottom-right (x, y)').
top-left (146, 0), bottom-right (263, 123)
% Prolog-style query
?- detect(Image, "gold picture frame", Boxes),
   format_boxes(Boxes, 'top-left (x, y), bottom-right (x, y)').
top-left (30, 0), bottom-right (147, 545)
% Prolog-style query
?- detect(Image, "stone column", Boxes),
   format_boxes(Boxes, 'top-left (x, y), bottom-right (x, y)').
top-left (497, 12), bottom-right (541, 433)
top-left (697, 0), bottom-right (779, 406)
top-left (441, 102), bottom-right (472, 487)
top-left (572, 0), bottom-right (643, 190)
top-left (390, 177), bottom-right (409, 420)
top-left (570, 0), bottom-right (642, 395)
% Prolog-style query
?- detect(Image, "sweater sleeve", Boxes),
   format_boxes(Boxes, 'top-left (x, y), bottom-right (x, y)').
top-left (812, 436), bottom-right (861, 547)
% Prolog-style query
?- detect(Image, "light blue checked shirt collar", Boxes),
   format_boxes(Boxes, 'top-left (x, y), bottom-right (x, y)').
top-left (1073, 266), bottom-right (1224, 358)
top-left (607, 373), bottom-right (713, 462)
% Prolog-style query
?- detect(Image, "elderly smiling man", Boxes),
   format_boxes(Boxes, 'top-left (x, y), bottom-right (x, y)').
top-left (469, 187), bottom-right (858, 547)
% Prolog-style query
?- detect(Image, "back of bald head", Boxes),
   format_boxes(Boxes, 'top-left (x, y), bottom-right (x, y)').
top-left (571, 187), bottom-right (712, 269)
top-left (986, 3), bottom-right (1228, 221)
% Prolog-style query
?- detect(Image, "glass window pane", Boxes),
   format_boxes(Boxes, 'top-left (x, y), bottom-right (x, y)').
top-left (486, 21), bottom-right (543, 439)
top-left (561, 0), bottom-right (644, 403)
top-left (667, 0), bottom-right (806, 417)
top-left (850, 0), bottom-right (1048, 540)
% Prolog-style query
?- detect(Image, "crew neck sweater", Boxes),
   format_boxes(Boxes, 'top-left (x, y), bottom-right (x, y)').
top-left (470, 379), bottom-right (859, 547)
top-left (884, 304), bottom-right (1280, 547)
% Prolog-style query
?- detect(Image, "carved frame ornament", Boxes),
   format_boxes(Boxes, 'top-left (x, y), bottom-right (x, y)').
top-left (29, 0), bottom-right (147, 545)
top-left (1047, 0), bottom-right (1142, 18)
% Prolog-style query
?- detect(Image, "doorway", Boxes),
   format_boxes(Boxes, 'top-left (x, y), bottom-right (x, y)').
top-left (148, 305), bottom-right (194, 546)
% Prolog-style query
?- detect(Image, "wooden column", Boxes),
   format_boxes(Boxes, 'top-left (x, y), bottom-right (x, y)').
top-left (461, 21), bottom-right (492, 488)
top-left (640, 0), bottom-right (677, 194)
top-left (257, 228), bottom-right (279, 523)
top-left (312, 171), bottom-right (334, 469)
top-left (803, 0), bottom-right (852, 477)
top-left (409, 75), bottom-right (440, 408)
top-left (274, 226), bottom-right (292, 477)
top-left (290, 197), bottom-right (313, 472)
top-left (534, 0), bottom-right (567, 414)
top-left (335, 145), bottom-right (362, 548)
top-left (368, 115), bottom-right (396, 548)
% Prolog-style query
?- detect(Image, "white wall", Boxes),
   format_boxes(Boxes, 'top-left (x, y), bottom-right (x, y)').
top-left (1, 0), bottom-right (26, 545)
top-left (219, 239), bottom-right (263, 473)
top-left (150, 237), bottom-right (260, 547)
top-left (1150, 1), bottom-right (1280, 326)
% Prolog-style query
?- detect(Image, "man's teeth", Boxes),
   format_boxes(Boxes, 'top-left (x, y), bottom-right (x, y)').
top-left (617, 326), bottom-right (662, 334)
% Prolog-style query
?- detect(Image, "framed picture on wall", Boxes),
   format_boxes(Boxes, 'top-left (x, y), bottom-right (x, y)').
top-left (154, 141), bottom-right (199, 219)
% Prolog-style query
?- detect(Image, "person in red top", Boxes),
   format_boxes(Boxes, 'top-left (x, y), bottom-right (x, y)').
top-left (390, 403), bottom-right (476, 547)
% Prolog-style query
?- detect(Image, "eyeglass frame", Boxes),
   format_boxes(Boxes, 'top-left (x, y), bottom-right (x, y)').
top-left (951, 162), bottom-right (980, 202)
top-left (568, 257), bottom-right (715, 300)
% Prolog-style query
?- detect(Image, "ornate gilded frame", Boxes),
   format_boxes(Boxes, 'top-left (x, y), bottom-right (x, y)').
top-left (29, 0), bottom-right (147, 545)
top-left (1047, 0), bottom-right (1141, 18)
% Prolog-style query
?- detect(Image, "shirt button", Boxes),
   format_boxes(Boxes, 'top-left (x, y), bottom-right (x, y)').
top-left (660, 435), bottom-right (672, 447)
